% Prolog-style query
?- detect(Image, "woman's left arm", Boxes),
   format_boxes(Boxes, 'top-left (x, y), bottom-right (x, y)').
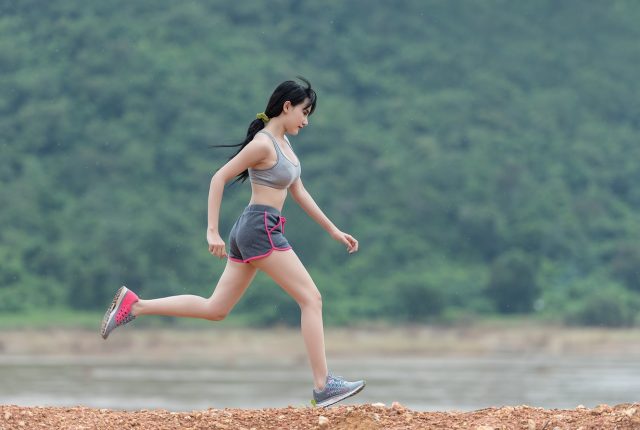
top-left (289, 178), bottom-right (358, 254)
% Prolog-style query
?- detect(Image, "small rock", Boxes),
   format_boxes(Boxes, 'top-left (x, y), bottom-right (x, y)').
top-left (18, 421), bottom-right (26, 427)
top-left (391, 401), bottom-right (405, 410)
top-left (371, 402), bottom-right (386, 408)
top-left (4, 411), bottom-right (11, 420)
top-left (527, 419), bottom-right (536, 430)
top-left (318, 415), bottom-right (329, 427)
top-left (346, 407), bottom-right (354, 413)
top-left (623, 408), bottom-right (637, 417)
top-left (576, 404), bottom-right (586, 409)
top-left (476, 426), bottom-right (494, 430)
top-left (373, 413), bottom-right (380, 422)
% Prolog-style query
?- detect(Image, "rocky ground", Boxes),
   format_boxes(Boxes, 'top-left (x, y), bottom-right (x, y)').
top-left (1, 402), bottom-right (639, 430)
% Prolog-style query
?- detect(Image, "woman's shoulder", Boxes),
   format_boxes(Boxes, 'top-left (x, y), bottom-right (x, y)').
top-left (251, 131), bottom-right (272, 146)
top-left (242, 133), bottom-right (274, 158)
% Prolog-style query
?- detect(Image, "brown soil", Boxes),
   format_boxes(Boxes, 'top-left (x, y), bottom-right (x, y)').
top-left (1, 402), bottom-right (639, 430)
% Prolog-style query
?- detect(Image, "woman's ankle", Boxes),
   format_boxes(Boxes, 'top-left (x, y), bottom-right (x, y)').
top-left (314, 374), bottom-right (328, 391)
top-left (130, 300), bottom-right (142, 316)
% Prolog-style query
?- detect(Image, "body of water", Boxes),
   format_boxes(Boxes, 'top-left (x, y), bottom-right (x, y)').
top-left (0, 354), bottom-right (637, 411)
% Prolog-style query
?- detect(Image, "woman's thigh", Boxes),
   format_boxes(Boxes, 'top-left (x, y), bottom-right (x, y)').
top-left (249, 250), bottom-right (320, 306)
top-left (209, 259), bottom-right (258, 311)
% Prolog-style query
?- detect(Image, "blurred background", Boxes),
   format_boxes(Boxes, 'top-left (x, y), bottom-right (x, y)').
top-left (1, 0), bottom-right (640, 411)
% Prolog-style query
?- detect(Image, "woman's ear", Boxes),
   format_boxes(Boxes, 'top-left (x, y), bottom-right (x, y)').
top-left (282, 100), bottom-right (292, 113)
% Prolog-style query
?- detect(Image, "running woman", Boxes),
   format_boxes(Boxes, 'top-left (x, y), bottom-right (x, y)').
top-left (100, 78), bottom-right (365, 407)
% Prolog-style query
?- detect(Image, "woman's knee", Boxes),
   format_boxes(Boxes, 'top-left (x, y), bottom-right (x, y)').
top-left (204, 298), bottom-right (230, 321)
top-left (299, 287), bottom-right (322, 311)
top-left (206, 312), bottom-right (228, 321)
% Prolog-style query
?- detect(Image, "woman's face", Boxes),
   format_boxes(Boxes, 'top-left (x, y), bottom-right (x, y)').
top-left (283, 98), bottom-right (311, 135)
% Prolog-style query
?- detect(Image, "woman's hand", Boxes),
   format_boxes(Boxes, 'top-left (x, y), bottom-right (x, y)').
top-left (207, 229), bottom-right (227, 259)
top-left (330, 229), bottom-right (359, 254)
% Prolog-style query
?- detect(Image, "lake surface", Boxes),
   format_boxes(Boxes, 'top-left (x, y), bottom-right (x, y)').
top-left (0, 354), bottom-right (638, 411)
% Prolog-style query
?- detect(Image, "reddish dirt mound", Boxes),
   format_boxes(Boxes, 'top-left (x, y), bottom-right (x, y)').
top-left (1, 403), bottom-right (639, 429)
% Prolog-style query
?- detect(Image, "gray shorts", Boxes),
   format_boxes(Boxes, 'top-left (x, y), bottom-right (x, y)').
top-left (228, 204), bottom-right (291, 263)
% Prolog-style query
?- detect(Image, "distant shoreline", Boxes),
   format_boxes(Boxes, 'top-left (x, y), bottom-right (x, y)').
top-left (2, 323), bottom-right (640, 359)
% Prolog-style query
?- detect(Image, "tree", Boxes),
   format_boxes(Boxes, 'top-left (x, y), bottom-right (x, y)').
top-left (487, 250), bottom-right (539, 313)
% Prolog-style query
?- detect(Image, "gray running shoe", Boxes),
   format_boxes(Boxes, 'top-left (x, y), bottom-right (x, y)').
top-left (312, 374), bottom-right (366, 407)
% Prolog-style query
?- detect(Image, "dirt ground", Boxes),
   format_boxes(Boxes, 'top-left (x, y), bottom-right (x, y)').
top-left (2, 402), bottom-right (640, 429)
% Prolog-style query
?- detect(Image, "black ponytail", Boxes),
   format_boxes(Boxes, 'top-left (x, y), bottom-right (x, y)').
top-left (215, 77), bottom-right (317, 185)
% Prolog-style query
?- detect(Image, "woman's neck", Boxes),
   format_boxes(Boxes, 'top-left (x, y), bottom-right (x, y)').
top-left (263, 120), bottom-right (287, 139)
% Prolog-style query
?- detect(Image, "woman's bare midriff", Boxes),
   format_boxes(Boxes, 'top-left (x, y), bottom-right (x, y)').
top-left (248, 182), bottom-right (288, 212)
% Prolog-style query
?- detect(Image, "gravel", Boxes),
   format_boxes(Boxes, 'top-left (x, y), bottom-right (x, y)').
top-left (1, 402), bottom-right (639, 429)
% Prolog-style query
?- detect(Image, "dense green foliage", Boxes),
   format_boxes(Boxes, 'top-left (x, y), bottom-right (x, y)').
top-left (2, 0), bottom-right (640, 327)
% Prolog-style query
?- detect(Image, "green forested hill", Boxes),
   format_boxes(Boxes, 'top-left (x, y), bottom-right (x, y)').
top-left (2, 0), bottom-right (640, 326)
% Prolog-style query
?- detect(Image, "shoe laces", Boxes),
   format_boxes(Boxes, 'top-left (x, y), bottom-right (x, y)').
top-left (326, 374), bottom-right (348, 388)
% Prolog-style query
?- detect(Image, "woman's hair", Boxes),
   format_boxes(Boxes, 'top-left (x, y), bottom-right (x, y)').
top-left (217, 77), bottom-right (317, 185)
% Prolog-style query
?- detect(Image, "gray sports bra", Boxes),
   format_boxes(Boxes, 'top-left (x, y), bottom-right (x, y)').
top-left (248, 131), bottom-right (301, 189)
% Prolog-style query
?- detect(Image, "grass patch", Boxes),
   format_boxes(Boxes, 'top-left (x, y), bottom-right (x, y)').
top-left (0, 308), bottom-right (579, 331)
top-left (0, 309), bottom-right (260, 330)
top-left (0, 309), bottom-right (105, 330)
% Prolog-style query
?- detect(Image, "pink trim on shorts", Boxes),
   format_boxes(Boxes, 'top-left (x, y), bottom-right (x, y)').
top-left (227, 212), bottom-right (292, 264)
top-left (229, 247), bottom-right (292, 264)
top-left (228, 256), bottom-right (249, 263)
top-left (265, 211), bottom-right (289, 249)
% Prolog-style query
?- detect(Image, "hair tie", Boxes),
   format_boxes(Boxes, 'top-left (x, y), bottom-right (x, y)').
top-left (256, 112), bottom-right (270, 124)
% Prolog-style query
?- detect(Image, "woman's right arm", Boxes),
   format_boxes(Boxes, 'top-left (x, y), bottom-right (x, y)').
top-left (206, 138), bottom-right (270, 258)
top-left (206, 174), bottom-right (228, 258)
